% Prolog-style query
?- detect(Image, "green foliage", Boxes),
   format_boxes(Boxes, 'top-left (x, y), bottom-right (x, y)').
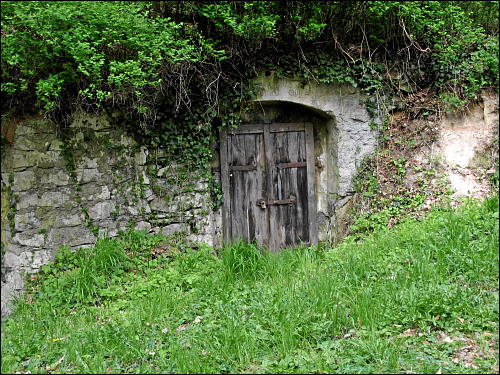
top-left (1, 1), bottom-right (220, 116)
top-left (196, 2), bottom-right (280, 41)
top-left (2, 173), bottom-right (18, 237)
top-left (1, 1), bottom-right (498, 167)
top-left (367, 1), bottom-right (499, 101)
top-left (219, 240), bottom-right (268, 282)
top-left (34, 239), bottom-right (129, 306)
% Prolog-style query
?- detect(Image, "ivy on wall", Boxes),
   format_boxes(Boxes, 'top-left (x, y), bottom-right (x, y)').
top-left (1, 1), bottom-right (498, 169)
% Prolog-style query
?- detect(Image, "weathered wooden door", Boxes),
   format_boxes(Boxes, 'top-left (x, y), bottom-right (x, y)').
top-left (220, 122), bottom-right (317, 250)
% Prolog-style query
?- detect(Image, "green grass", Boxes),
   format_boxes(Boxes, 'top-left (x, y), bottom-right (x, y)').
top-left (1, 195), bottom-right (499, 374)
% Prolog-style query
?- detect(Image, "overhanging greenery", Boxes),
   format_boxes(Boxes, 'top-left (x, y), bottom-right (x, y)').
top-left (1, 1), bottom-right (498, 165)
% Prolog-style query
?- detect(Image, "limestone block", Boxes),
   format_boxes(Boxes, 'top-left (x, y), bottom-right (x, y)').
top-left (3, 251), bottom-right (26, 269)
top-left (81, 157), bottom-right (98, 169)
top-left (1, 173), bottom-right (10, 186)
top-left (150, 197), bottom-right (177, 212)
top-left (98, 227), bottom-right (119, 238)
top-left (160, 223), bottom-right (188, 236)
top-left (157, 167), bottom-right (169, 177)
top-left (190, 192), bottom-right (208, 208)
top-left (119, 134), bottom-right (137, 148)
top-left (29, 117), bottom-right (58, 134)
top-left (44, 169), bottom-right (70, 187)
top-left (88, 201), bottom-right (114, 220)
top-left (81, 185), bottom-right (110, 201)
top-left (141, 202), bottom-right (151, 214)
top-left (70, 111), bottom-right (112, 131)
top-left (97, 186), bottom-right (111, 200)
top-left (144, 188), bottom-right (155, 201)
top-left (39, 190), bottom-right (71, 207)
top-left (75, 244), bottom-right (94, 250)
top-left (57, 212), bottom-right (83, 227)
top-left (188, 233), bottom-right (213, 246)
top-left (48, 140), bottom-right (64, 151)
top-left (16, 193), bottom-right (39, 210)
top-left (127, 206), bottom-right (138, 216)
top-left (11, 170), bottom-right (36, 192)
top-left (14, 211), bottom-right (40, 232)
top-left (76, 168), bottom-right (101, 184)
top-left (1, 244), bottom-right (24, 256)
top-left (12, 151), bottom-right (62, 170)
top-left (12, 136), bottom-right (44, 151)
top-left (46, 226), bottom-right (95, 248)
top-left (12, 123), bottom-right (35, 137)
top-left (12, 232), bottom-right (44, 247)
top-left (135, 221), bottom-right (152, 232)
top-left (1, 271), bottom-right (24, 317)
top-left (134, 148), bottom-right (148, 165)
top-left (31, 250), bottom-right (53, 270)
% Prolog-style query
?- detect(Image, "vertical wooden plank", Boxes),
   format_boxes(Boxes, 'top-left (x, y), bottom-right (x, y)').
top-left (296, 131), bottom-right (309, 243)
top-left (244, 134), bottom-right (254, 241)
top-left (240, 135), bottom-right (249, 241)
top-left (286, 131), bottom-right (298, 246)
top-left (220, 128), bottom-right (231, 243)
top-left (231, 134), bottom-right (246, 241)
top-left (250, 133), bottom-right (267, 246)
top-left (305, 122), bottom-right (318, 245)
top-left (277, 132), bottom-right (288, 248)
top-left (263, 122), bottom-right (275, 250)
top-left (271, 130), bottom-right (286, 250)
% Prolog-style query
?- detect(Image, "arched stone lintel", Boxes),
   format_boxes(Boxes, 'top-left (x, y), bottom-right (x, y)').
top-left (251, 75), bottom-right (373, 124)
top-left (252, 99), bottom-right (335, 120)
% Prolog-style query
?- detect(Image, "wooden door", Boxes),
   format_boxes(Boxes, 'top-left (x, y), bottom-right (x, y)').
top-left (220, 122), bottom-right (317, 251)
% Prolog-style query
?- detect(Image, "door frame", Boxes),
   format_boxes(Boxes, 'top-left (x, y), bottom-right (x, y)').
top-left (220, 121), bottom-right (317, 249)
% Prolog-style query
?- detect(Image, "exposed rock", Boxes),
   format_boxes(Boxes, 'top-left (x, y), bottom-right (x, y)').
top-left (12, 232), bottom-right (45, 247)
top-left (39, 190), bottom-right (72, 207)
top-left (44, 169), bottom-right (70, 187)
top-left (160, 223), bottom-right (188, 236)
top-left (46, 227), bottom-right (96, 248)
top-left (76, 168), bottom-right (101, 184)
top-left (135, 147), bottom-right (148, 165)
top-left (135, 221), bottom-right (152, 232)
top-left (16, 193), bottom-right (39, 210)
top-left (88, 201), bottom-right (114, 220)
top-left (81, 185), bottom-right (110, 201)
top-left (11, 170), bottom-right (36, 192)
top-left (14, 211), bottom-right (40, 232)
top-left (150, 197), bottom-right (178, 212)
top-left (12, 151), bottom-right (62, 170)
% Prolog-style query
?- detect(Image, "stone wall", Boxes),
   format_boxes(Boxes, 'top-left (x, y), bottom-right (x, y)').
top-left (1, 112), bottom-right (218, 316)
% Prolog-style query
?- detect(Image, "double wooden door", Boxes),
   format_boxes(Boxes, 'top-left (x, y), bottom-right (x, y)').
top-left (220, 122), bottom-right (317, 250)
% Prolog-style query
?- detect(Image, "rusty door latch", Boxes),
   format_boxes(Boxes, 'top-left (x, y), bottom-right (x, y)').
top-left (256, 198), bottom-right (296, 208)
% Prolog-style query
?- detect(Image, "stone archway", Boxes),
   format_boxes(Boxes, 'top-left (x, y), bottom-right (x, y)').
top-left (243, 73), bottom-right (380, 243)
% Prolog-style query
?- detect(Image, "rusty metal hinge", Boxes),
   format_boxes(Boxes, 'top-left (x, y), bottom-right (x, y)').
top-left (256, 198), bottom-right (296, 208)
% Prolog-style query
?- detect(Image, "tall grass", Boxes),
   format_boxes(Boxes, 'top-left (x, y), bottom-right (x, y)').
top-left (1, 195), bottom-right (498, 374)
